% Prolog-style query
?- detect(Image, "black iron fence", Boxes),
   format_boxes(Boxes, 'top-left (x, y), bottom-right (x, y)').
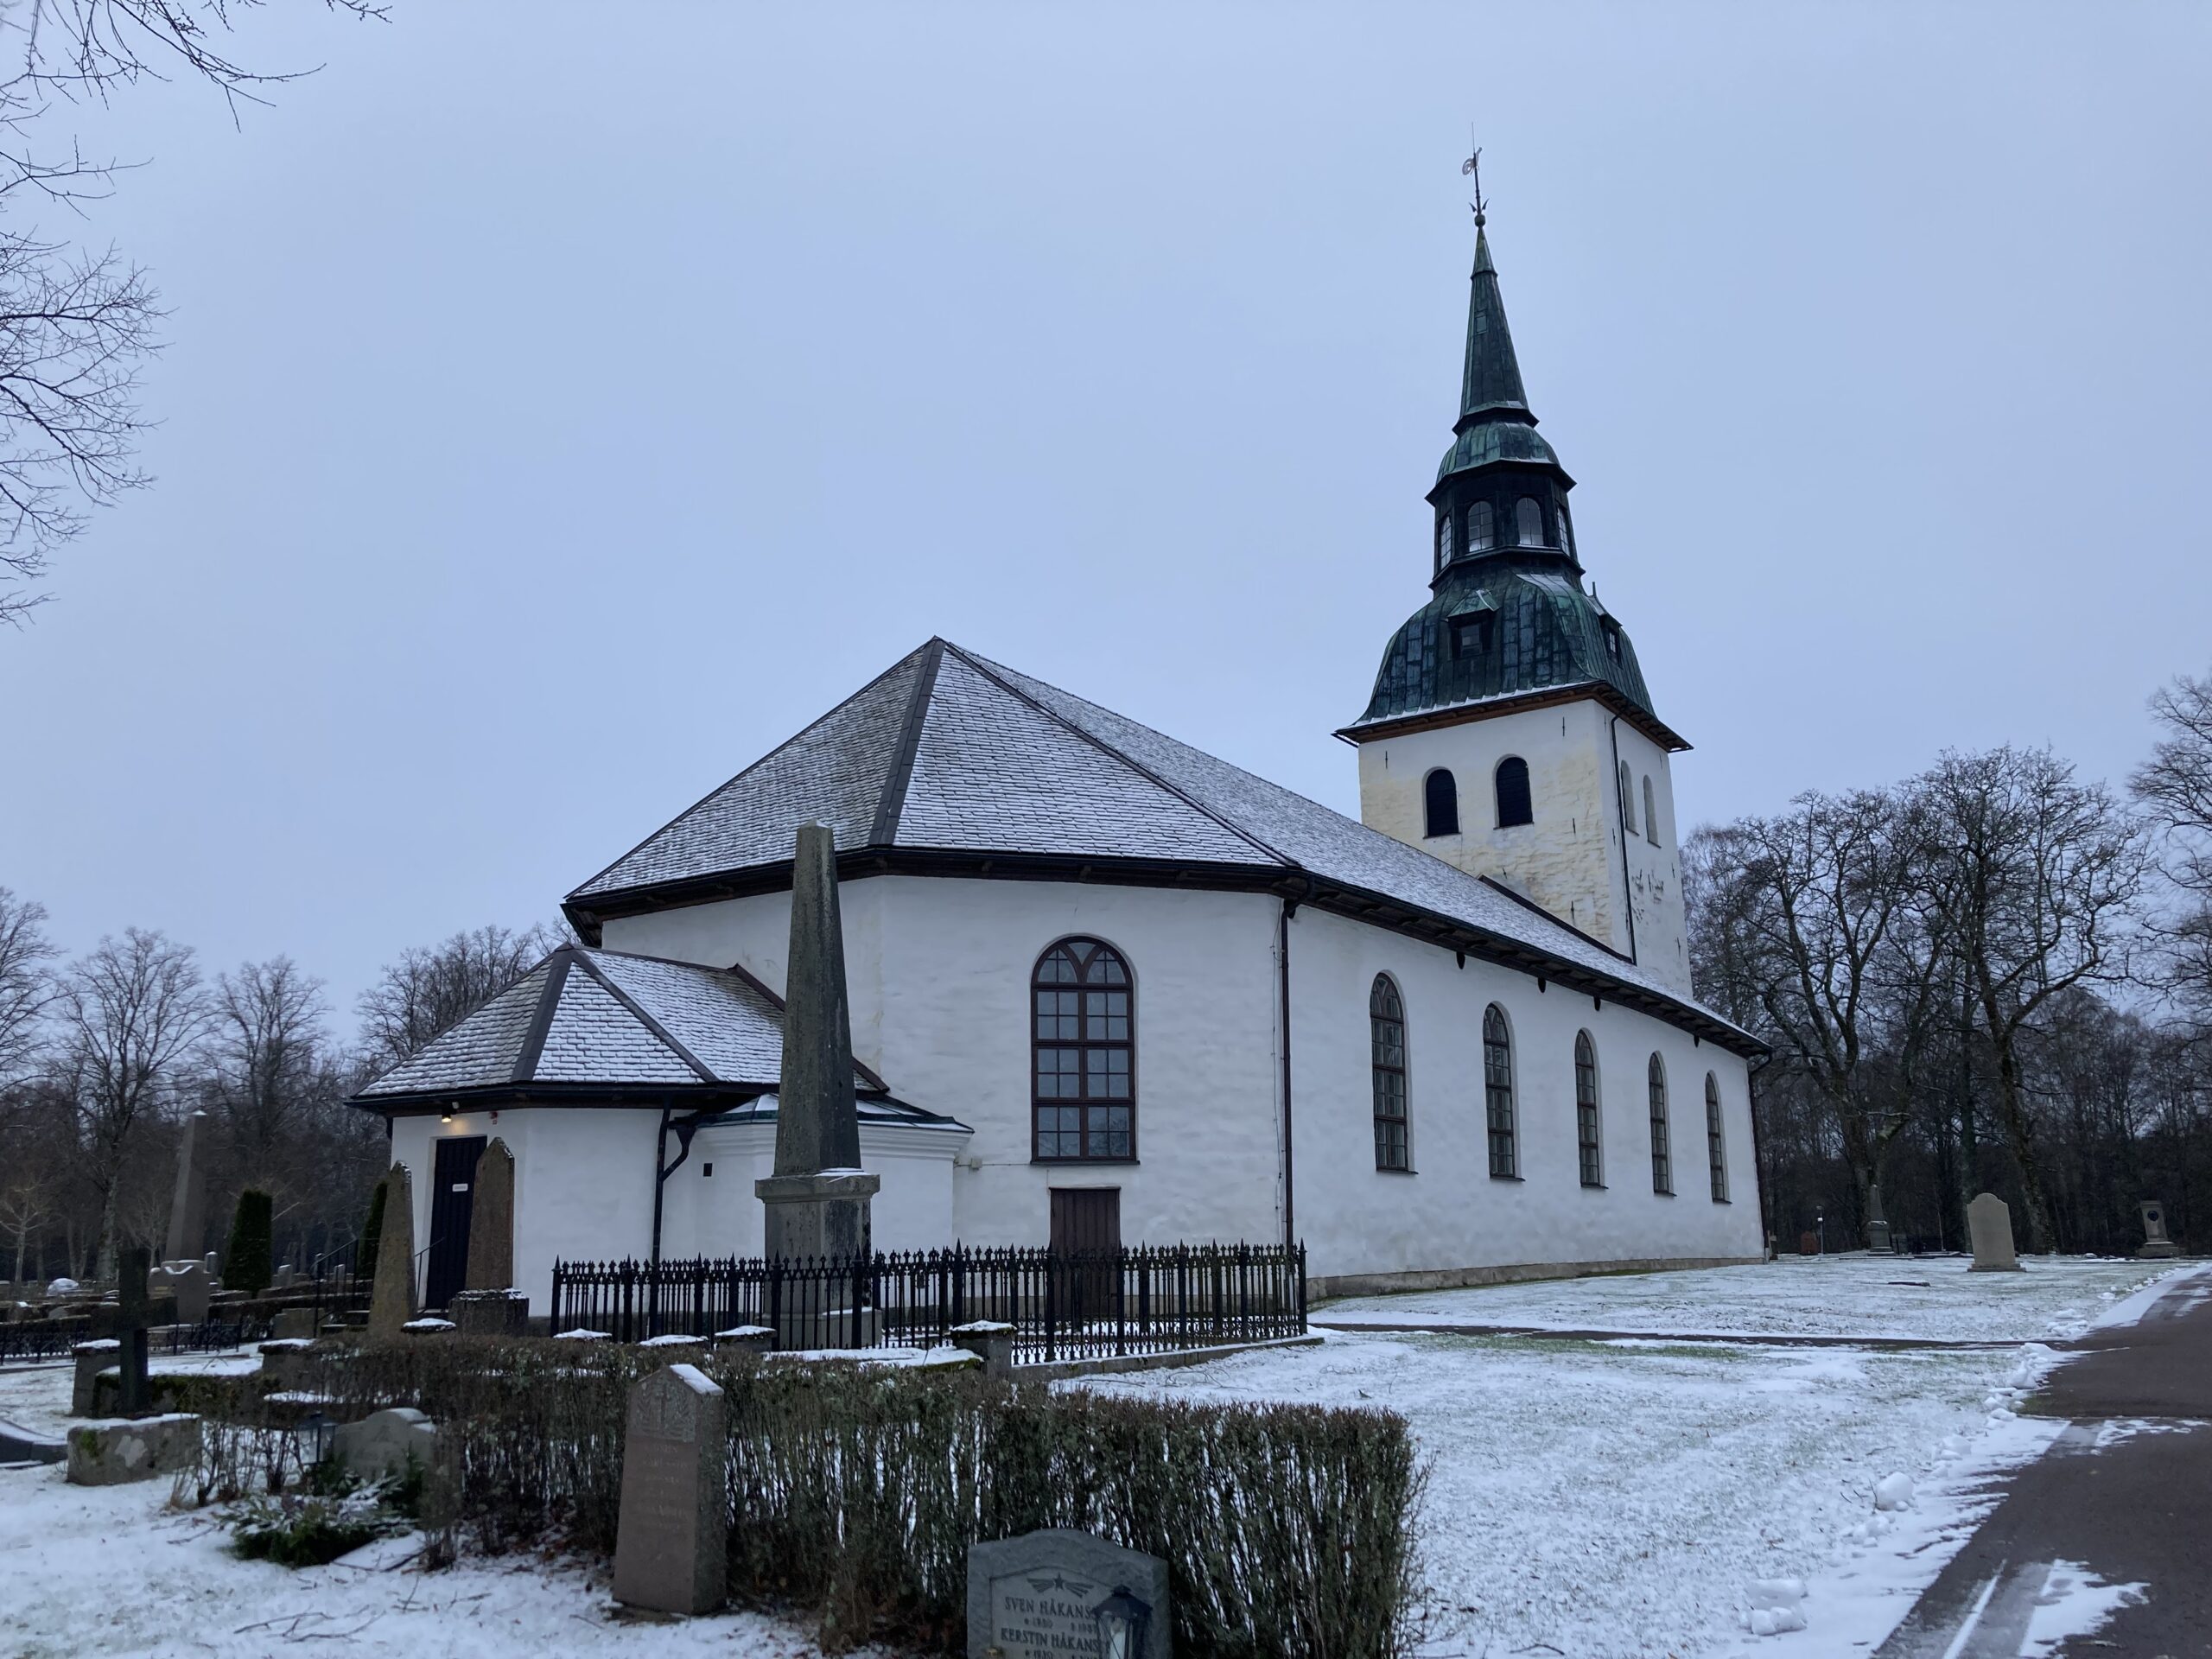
top-left (551, 1242), bottom-right (1307, 1363)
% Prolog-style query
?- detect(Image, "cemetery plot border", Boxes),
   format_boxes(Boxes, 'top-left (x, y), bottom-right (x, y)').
top-left (551, 1241), bottom-right (1307, 1361)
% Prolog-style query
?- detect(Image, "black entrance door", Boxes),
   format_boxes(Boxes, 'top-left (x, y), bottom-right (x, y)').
top-left (425, 1135), bottom-right (486, 1310)
top-left (1049, 1188), bottom-right (1121, 1325)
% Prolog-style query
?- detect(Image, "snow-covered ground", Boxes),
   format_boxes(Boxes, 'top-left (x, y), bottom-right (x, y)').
top-left (1092, 1257), bottom-right (2195, 1659)
top-left (1, 1258), bottom-right (2190, 1659)
top-left (1316, 1251), bottom-right (2166, 1344)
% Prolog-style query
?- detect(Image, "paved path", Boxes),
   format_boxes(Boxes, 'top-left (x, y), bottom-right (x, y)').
top-left (1874, 1268), bottom-right (2212, 1658)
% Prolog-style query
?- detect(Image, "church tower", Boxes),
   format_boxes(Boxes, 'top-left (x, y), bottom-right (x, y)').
top-left (1339, 198), bottom-right (1694, 995)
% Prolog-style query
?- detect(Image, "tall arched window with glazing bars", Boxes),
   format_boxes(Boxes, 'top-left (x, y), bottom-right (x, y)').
top-left (1031, 938), bottom-right (1134, 1162)
top-left (1705, 1073), bottom-right (1728, 1202)
top-left (1484, 1005), bottom-right (1517, 1178)
top-left (1370, 976), bottom-right (1408, 1171)
top-left (1648, 1053), bottom-right (1673, 1194)
top-left (1574, 1031), bottom-right (1602, 1187)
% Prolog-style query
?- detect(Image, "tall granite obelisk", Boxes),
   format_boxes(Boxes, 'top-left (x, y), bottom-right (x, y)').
top-left (755, 823), bottom-right (878, 1260)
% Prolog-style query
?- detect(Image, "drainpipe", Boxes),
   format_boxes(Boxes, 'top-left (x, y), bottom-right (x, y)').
top-left (651, 1103), bottom-right (671, 1272)
top-left (1278, 896), bottom-right (1298, 1252)
top-left (1607, 715), bottom-right (1640, 965)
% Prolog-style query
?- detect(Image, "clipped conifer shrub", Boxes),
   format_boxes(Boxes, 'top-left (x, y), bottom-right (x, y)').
top-left (224, 1189), bottom-right (274, 1297)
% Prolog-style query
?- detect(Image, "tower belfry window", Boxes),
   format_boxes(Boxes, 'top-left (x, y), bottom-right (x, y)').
top-left (1618, 761), bottom-right (1637, 835)
top-left (1556, 505), bottom-right (1573, 556)
top-left (1643, 776), bottom-right (1660, 846)
top-left (1514, 498), bottom-right (1542, 547)
top-left (1437, 514), bottom-right (1454, 570)
top-left (1424, 768), bottom-right (1459, 837)
top-left (1495, 756), bottom-right (1532, 828)
top-left (1467, 501), bottom-right (1495, 551)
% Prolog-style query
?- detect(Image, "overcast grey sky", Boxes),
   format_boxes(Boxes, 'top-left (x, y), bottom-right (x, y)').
top-left (3, 3), bottom-right (2207, 1023)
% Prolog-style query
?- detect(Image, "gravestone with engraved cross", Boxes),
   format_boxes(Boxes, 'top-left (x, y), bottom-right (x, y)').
top-left (613, 1363), bottom-right (727, 1616)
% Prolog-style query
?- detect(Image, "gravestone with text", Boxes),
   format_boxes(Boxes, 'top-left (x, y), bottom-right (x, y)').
top-left (613, 1363), bottom-right (727, 1616)
top-left (2137, 1200), bottom-right (2181, 1260)
top-left (968, 1529), bottom-right (1171, 1659)
top-left (463, 1138), bottom-right (517, 1290)
top-left (367, 1166), bottom-right (418, 1339)
top-left (1967, 1192), bottom-right (2023, 1272)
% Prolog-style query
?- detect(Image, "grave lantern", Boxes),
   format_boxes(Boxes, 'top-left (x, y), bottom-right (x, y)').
top-left (301, 1410), bottom-right (337, 1465)
top-left (1090, 1584), bottom-right (1152, 1659)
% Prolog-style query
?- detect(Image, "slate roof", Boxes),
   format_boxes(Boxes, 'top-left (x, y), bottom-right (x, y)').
top-left (353, 945), bottom-right (880, 1103)
top-left (567, 639), bottom-right (1758, 1052)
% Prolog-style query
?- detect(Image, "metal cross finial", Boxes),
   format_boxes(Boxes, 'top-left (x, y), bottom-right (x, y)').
top-left (1461, 140), bottom-right (1485, 226)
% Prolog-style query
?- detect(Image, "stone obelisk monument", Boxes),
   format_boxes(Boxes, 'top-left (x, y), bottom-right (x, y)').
top-left (756, 823), bottom-right (878, 1261)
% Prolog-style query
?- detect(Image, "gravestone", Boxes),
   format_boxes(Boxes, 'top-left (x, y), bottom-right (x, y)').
top-left (968, 1529), bottom-right (1171, 1659)
top-left (332, 1407), bottom-right (437, 1482)
top-left (65, 1414), bottom-right (201, 1485)
top-left (613, 1363), bottom-right (727, 1616)
top-left (1866, 1185), bottom-right (1893, 1255)
top-left (270, 1306), bottom-right (317, 1340)
top-left (449, 1287), bottom-right (529, 1337)
top-left (163, 1110), bottom-right (209, 1265)
top-left (950, 1319), bottom-right (1017, 1377)
top-left (1967, 1192), bottom-right (2024, 1273)
top-left (2137, 1200), bottom-right (2181, 1260)
top-left (152, 1261), bottom-right (211, 1325)
top-left (756, 823), bottom-right (879, 1262)
top-left (114, 1245), bottom-right (153, 1414)
top-left (463, 1138), bottom-right (517, 1291)
top-left (366, 1166), bottom-right (417, 1340)
top-left (71, 1339), bottom-right (120, 1415)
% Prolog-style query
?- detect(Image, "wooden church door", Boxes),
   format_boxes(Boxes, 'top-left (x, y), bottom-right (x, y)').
top-left (425, 1135), bottom-right (486, 1310)
top-left (1049, 1188), bottom-right (1120, 1325)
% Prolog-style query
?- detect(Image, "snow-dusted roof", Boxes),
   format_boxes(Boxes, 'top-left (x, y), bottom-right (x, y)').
top-left (354, 945), bottom-right (879, 1102)
top-left (567, 639), bottom-right (1759, 1052)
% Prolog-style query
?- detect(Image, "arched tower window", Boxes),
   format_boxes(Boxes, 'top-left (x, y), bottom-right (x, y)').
top-left (1467, 500), bottom-right (1495, 551)
top-left (1424, 769), bottom-right (1460, 838)
top-left (1514, 497), bottom-right (1542, 546)
top-left (1370, 976), bottom-right (1408, 1172)
top-left (1706, 1073), bottom-right (1728, 1202)
top-left (1483, 1005), bottom-right (1517, 1179)
top-left (1495, 756), bottom-right (1532, 828)
top-left (1556, 503), bottom-right (1573, 556)
top-left (1643, 776), bottom-right (1660, 846)
top-left (1032, 938), bottom-right (1134, 1162)
top-left (1648, 1054), bottom-right (1672, 1194)
top-left (1618, 761), bottom-right (1637, 834)
top-left (1574, 1031), bottom-right (1602, 1187)
top-left (1436, 513), bottom-right (1454, 571)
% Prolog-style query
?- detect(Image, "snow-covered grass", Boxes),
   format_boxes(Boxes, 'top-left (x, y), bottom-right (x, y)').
top-left (1090, 1258), bottom-right (2196, 1658)
top-left (1317, 1252), bottom-right (2172, 1344)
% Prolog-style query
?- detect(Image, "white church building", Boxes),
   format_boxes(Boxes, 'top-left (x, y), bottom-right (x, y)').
top-left (353, 211), bottom-right (1768, 1312)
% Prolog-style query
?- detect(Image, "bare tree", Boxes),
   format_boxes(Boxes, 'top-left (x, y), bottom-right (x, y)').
top-left (356, 921), bottom-right (564, 1077)
top-left (54, 925), bottom-right (210, 1274)
top-left (1921, 747), bottom-right (2150, 1252)
top-left (0, 883), bottom-right (54, 1079)
top-left (2132, 668), bottom-right (2212, 1017)
top-left (207, 954), bottom-right (328, 1180)
top-left (0, 0), bottom-right (382, 624)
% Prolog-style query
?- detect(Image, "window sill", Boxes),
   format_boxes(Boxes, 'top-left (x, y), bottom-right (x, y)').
top-left (1580, 1181), bottom-right (1606, 1192)
top-left (1490, 1173), bottom-right (1522, 1183)
top-left (1031, 1158), bottom-right (1141, 1167)
top-left (1374, 1166), bottom-right (1418, 1177)
top-left (1652, 1189), bottom-right (1675, 1198)
top-left (1710, 1197), bottom-right (1732, 1205)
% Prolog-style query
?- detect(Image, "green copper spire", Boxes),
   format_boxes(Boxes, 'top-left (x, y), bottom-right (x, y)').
top-left (1459, 220), bottom-right (1529, 423)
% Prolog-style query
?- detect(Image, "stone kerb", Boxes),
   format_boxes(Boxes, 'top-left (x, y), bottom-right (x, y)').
top-left (66, 1414), bottom-right (202, 1486)
top-left (950, 1319), bottom-right (1016, 1377)
top-left (1967, 1192), bottom-right (2024, 1272)
top-left (967, 1528), bottom-right (1172, 1659)
top-left (613, 1363), bottom-right (728, 1617)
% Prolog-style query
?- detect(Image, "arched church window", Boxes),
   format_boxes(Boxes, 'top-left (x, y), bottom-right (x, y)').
top-left (1555, 503), bottom-right (1574, 555)
top-left (1423, 769), bottom-right (1459, 838)
top-left (1437, 513), bottom-right (1454, 570)
top-left (1643, 776), bottom-right (1660, 846)
top-left (1706, 1073), bottom-right (1728, 1202)
top-left (1032, 938), bottom-right (1134, 1162)
top-left (1618, 761), bottom-right (1637, 835)
top-left (1495, 756), bottom-right (1532, 828)
top-left (1467, 500), bottom-right (1495, 551)
top-left (1514, 497), bottom-right (1542, 546)
top-left (1484, 1004), bottom-right (1517, 1178)
top-left (1648, 1053), bottom-right (1673, 1195)
top-left (1575, 1031), bottom-right (1603, 1187)
top-left (1371, 976), bottom-right (1408, 1172)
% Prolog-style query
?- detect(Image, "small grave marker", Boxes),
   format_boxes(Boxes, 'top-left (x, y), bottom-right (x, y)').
top-left (968, 1528), bottom-right (1170, 1658)
top-left (2137, 1200), bottom-right (2181, 1259)
top-left (613, 1363), bottom-right (727, 1616)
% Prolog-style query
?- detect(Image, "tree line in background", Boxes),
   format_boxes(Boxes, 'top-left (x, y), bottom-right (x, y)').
top-left (1688, 669), bottom-right (2212, 1258)
top-left (0, 910), bottom-right (560, 1287)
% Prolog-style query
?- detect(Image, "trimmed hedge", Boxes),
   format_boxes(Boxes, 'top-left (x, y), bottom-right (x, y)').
top-left (183, 1339), bottom-right (1424, 1656)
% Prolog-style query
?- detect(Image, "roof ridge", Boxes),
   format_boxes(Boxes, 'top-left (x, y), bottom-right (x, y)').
top-left (566, 951), bottom-right (717, 1084)
top-left (713, 954), bottom-right (893, 1096)
top-left (511, 952), bottom-right (574, 1083)
top-left (941, 643), bottom-right (1298, 870)
top-left (869, 637), bottom-right (944, 849)
top-left (565, 640), bottom-right (936, 902)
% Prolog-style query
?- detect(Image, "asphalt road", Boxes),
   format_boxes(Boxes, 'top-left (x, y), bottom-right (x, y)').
top-left (1873, 1267), bottom-right (2212, 1659)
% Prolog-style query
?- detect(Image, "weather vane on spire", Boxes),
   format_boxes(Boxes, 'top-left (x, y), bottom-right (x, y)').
top-left (1461, 138), bottom-right (1486, 227)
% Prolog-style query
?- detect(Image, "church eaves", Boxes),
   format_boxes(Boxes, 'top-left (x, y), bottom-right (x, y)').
top-left (562, 640), bottom-right (1755, 1053)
